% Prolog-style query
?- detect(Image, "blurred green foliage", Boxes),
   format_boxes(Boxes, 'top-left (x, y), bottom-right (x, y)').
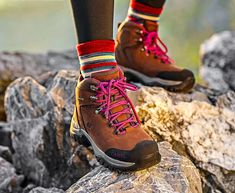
top-left (0, 0), bottom-right (235, 80)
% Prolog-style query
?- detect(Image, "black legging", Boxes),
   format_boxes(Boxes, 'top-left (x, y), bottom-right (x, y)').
top-left (70, 0), bottom-right (166, 43)
top-left (136, 0), bottom-right (166, 8)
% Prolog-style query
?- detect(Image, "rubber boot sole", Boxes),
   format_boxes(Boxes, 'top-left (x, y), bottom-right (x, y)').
top-left (70, 113), bottom-right (161, 171)
top-left (120, 66), bottom-right (195, 93)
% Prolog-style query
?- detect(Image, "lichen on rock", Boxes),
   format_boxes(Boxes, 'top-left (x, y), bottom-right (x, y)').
top-left (132, 86), bottom-right (235, 193)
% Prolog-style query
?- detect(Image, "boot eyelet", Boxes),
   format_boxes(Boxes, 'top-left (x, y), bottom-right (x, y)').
top-left (145, 51), bottom-right (150, 56)
top-left (114, 130), bottom-right (119, 135)
top-left (78, 97), bottom-right (84, 101)
top-left (90, 96), bottom-right (98, 101)
top-left (136, 29), bottom-right (143, 34)
top-left (90, 85), bottom-right (98, 91)
top-left (95, 107), bottom-right (102, 114)
top-left (141, 48), bottom-right (145, 52)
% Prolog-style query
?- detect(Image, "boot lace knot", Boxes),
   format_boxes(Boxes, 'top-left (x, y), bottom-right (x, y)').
top-left (140, 30), bottom-right (173, 64)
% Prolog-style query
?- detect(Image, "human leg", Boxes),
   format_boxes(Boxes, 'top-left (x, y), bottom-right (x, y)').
top-left (115, 0), bottom-right (195, 92)
top-left (69, 0), bottom-right (161, 170)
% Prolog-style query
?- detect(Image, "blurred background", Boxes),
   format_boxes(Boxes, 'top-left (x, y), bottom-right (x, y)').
top-left (0, 0), bottom-right (235, 79)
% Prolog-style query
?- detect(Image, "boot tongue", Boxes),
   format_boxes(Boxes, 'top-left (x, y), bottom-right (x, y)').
top-left (143, 20), bottom-right (159, 32)
top-left (90, 67), bottom-right (119, 82)
top-left (91, 66), bottom-right (134, 132)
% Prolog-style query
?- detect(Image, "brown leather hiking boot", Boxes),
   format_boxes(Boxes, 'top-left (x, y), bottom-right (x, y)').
top-left (115, 20), bottom-right (195, 92)
top-left (70, 68), bottom-right (161, 170)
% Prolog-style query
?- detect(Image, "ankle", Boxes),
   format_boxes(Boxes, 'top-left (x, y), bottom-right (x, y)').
top-left (77, 40), bottom-right (117, 78)
top-left (127, 1), bottom-right (163, 24)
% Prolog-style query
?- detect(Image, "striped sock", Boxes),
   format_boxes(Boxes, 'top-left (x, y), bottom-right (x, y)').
top-left (77, 40), bottom-right (117, 78)
top-left (127, 1), bottom-right (163, 23)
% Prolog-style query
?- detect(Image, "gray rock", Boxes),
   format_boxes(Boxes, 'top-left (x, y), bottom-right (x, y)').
top-left (29, 187), bottom-right (65, 193)
top-left (0, 50), bottom-right (79, 121)
top-left (22, 184), bottom-right (37, 193)
top-left (0, 50), bottom-right (78, 82)
top-left (5, 75), bottom-right (57, 121)
top-left (216, 90), bottom-right (235, 112)
top-left (0, 157), bottom-right (24, 193)
top-left (4, 71), bottom-right (95, 190)
top-left (0, 122), bottom-right (12, 148)
top-left (67, 142), bottom-right (202, 193)
top-left (5, 70), bottom-right (235, 192)
top-left (134, 86), bottom-right (235, 193)
top-left (0, 145), bottom-right (12, 163)
top-left (46, 70), bottom-right (79, 118)
top-left (200, 31), bottom-right (235, 91)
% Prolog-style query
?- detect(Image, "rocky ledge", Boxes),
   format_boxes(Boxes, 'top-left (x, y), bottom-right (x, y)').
top-left (67, 141), bottom-right (202, 193)
top-left (0, 31), bottom-right (235, 193)
top-left (0, 69), bottom-right (234, 193)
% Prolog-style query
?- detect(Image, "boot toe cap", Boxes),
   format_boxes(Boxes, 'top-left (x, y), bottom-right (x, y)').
top-left (156, 69), bottom-right (195, 82)
top-left (105, 140), bottom-right (161, 169)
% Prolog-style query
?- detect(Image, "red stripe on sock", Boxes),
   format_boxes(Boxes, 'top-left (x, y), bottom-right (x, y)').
top-left (80, 62), bottom-right (117, 71)
top-left (77, 40), bottom-right (115, 56)
top-left (130, 1), bottom-right (163, 16)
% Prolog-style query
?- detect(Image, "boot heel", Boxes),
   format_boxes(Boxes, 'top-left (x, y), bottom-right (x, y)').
top-left (70, 107), bottom-right (91, 147)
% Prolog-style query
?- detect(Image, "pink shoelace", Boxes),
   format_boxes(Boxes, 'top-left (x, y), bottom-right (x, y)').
top-left (94, 78), bottom-right (140, 135)
top-left (140, 29), bottom-right (173, 64)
